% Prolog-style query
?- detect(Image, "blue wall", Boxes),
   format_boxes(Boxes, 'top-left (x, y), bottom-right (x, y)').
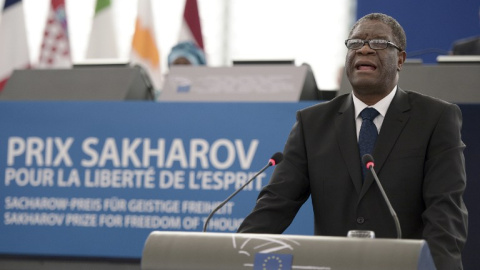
top-left (357, 0), bottom-right (480, 63)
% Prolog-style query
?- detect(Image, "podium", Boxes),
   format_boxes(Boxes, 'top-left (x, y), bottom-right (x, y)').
top-left (141, 231), bottom-right (436, 270)
top-left (0, 66), bottom-right (154, 101)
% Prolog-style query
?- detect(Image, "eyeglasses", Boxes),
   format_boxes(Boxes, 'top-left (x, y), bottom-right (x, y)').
top-left (345, 39), bottom-right (402, 51)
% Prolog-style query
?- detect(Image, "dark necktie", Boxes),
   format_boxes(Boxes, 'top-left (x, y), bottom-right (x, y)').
top-left (359, 108), bottom-right (380, 178)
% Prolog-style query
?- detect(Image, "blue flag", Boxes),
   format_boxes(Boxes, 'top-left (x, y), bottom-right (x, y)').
top-left (254, 253), bottom-right (293, 270)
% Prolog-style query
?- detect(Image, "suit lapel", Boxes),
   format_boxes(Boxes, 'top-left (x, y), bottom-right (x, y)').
top-left (335, 94), bottom-right (363, 194)
top-left (359, 88), bottom-right (411, 198)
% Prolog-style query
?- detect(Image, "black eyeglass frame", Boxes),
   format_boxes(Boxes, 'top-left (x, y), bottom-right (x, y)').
top-left (345, 39), bottom-right (403, 51)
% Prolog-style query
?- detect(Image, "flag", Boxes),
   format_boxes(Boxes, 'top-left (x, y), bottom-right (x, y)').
top-left (179, 0), bottom-right (204, 50)
top-left (130, 0), bottom-right (162, 90)
top-left (37, 0), bottom-right (71, 68)
top-left (0, 0), bottom-right (30, 91)
top-left (86, 0), bottom-right (118, 59)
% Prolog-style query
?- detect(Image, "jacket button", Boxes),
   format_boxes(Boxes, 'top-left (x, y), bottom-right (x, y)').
top-left (356, 217), bottom-right (365, 224)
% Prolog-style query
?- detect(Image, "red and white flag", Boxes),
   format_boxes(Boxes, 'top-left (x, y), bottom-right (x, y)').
top-left (37, 0), bottom-right (71, 68)
top-left (179, 0), bottom-right (204, 50)
top-left (0, 0), bottom-right (30, 91)
top-left (130, 0), bottom-right (162, 90)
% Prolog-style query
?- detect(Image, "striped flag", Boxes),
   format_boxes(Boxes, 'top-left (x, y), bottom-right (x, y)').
top-left (0, 0), bottom-right (30, 91)
top-left (86, 0), bottom-right (118, 59)
top-left (179, 0), bottom-right (204, 50)
top-left (37, 0), bottom-right (71, 68)
top-left (130, 0), bottom-right (162, 90)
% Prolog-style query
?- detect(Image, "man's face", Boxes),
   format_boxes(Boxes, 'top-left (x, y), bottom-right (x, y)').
top-left (345, 20), bottom-right (405, 97)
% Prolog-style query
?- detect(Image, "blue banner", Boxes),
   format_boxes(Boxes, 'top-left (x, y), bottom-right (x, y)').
top-left (0, 101), bottom-right (316, 258)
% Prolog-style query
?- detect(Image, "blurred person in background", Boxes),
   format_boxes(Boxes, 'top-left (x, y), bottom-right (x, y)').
top-left (168, 41), bottom-right (206, 66)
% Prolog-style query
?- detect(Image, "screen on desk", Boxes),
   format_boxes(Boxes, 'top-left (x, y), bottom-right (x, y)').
top-left (160, 65), bottom-right (319, 102)
top-left (232, 59), bottom-right (295, 65)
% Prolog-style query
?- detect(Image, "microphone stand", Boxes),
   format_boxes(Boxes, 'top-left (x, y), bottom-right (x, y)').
top-left (202, 161), bottom-right (273, 232)
top-left (368, 166), bottom-right (402, 239)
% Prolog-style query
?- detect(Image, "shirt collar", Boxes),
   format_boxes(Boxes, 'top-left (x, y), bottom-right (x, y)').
top-left (353, 86), bottom-right (397, 118)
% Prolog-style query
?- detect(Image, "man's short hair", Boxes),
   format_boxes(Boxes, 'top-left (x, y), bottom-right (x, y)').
top-left (349, 13), bottom-right (407, 51)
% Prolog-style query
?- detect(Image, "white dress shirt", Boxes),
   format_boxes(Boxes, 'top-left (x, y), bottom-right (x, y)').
top-left (352, 86), bottom-right (397, 141)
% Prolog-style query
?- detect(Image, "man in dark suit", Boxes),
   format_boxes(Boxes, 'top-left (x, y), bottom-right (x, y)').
top-left (237, 13), bottom-right (468, 270)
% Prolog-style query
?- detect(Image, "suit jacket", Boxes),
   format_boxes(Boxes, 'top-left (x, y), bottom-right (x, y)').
top-left (238, 88), bottom-right (468, 270)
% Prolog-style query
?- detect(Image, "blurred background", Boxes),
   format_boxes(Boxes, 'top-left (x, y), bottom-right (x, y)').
top-left (2, 0), bottom-right (479, 92)
top-left (4, 0), bottom-right (353, 92)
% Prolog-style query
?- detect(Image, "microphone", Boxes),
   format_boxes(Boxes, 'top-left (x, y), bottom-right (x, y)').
top-left (362, 154), bottom-right (402, 239)
top-left (203, 152), bottom-right (283, 232)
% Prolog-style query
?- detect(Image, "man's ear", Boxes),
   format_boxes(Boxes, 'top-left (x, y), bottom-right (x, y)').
top-left (397, 51), bottom-right (407, 71)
